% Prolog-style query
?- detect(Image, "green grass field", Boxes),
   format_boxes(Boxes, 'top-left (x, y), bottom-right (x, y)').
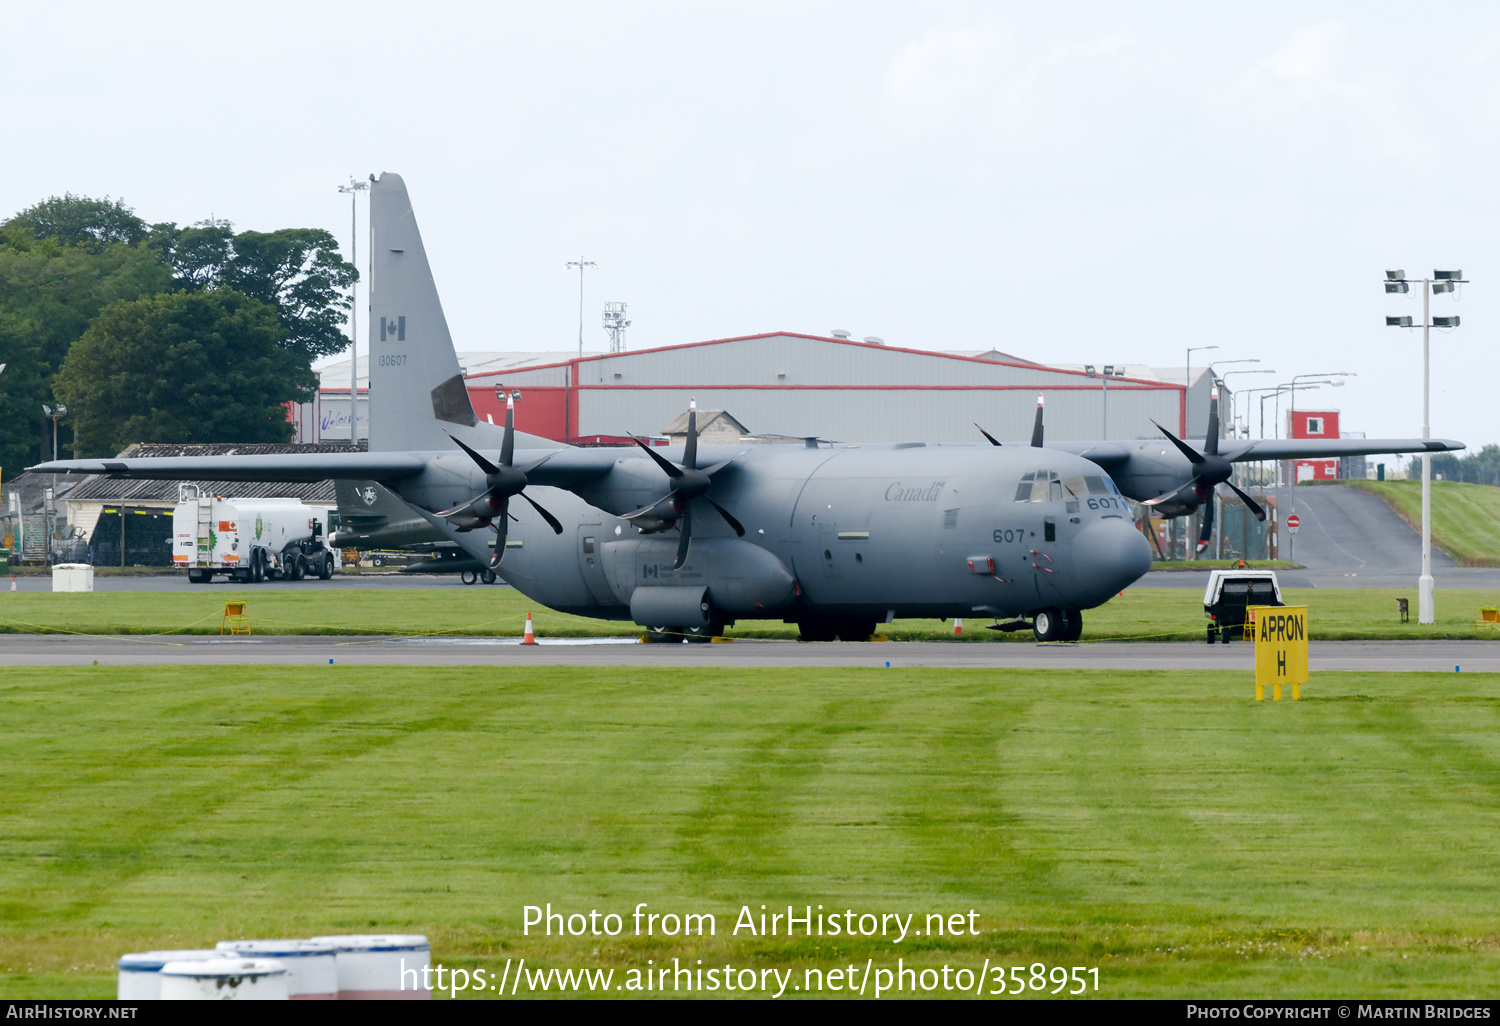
top-left (2, 664), bottom-right (1500, 999)
top-left (2, 585), bottom-right (1498, 641)
top-left (1337, 479), bottom-right (1500, 567)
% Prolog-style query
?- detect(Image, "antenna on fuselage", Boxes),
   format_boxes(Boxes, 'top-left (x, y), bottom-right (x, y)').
top-left (1030, 395), bottom-right (1045, 448)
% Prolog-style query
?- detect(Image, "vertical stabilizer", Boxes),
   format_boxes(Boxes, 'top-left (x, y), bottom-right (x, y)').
top-left (367, 172), bottom-right (477, 452)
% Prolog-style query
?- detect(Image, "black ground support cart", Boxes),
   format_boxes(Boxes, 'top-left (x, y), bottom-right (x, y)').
top-left (1202, 570), bottom-right (1283, 644)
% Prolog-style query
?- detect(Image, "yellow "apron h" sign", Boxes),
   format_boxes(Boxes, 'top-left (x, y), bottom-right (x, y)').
top-left (1249, 605), bottom-right (1308, 700)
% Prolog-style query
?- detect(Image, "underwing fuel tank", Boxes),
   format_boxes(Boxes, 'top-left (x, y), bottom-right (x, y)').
top-left (603, 537), bottom-right (797, 619)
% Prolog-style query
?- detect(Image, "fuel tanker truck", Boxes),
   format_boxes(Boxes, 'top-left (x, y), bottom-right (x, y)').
top-left (171, 488), bottom-right (335, 583)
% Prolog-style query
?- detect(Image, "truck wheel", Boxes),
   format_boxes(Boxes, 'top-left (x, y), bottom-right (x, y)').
top-left (461, 570), bottom-right (478, 585)
top-left (288, 556), bottom-right (303, 581)
top-left (250, 551), bottom-right (264, 583)
top-left (187, 569), bottom-right (209, 584)
top-left (319, 553), bottom-right (333, 580)
top-left (1033, 608), bottom-right (1065, 642)
top-left (1206, 624), bottom-right (1218, 645)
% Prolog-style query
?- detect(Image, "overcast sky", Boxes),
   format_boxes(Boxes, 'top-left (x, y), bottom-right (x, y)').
top-left (6, 2), bottom-right (1498, 452)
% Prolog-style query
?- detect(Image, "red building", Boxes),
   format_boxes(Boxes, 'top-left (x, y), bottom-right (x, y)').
top-left (1287, 409), bottom-right (1340, 481)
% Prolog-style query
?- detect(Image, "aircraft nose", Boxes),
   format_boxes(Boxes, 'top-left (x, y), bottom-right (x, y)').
top-left (1070, 516), bottom-right (1152, 606)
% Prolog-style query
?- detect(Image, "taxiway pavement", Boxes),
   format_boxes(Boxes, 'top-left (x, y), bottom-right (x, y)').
top-left (3, 635), bottom-right (1495, 671)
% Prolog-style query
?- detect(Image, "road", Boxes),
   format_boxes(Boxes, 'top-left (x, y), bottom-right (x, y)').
top-left (2, 635), bottom-right (1495, 671)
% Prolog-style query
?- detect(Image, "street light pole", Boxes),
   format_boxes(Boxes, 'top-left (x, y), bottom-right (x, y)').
top-left (1186, 345), bottom-right (1218, 436)
top-left (566, 258), bottom-right (597, 359)
top-left (1385, 269), bottom-right (1464, 625)
top-left (338, 179), bottom-right (369, 446)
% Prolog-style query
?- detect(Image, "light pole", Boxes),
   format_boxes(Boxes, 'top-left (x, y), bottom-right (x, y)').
top-left (1186, 345), bottom-right (1218, 435)
top-left (566, 258), bottom-right (597, 359)
top-left (338, 178), bottom-right (369, 446)
top-left (1385, 268), bottom-right (1466, 625)
top-left (1083, 364), bottom-right (1124, 437)
top-left (1220, 369), bottom-right (1276, 439)
top-left (41, 404), bottom-right (66, 525)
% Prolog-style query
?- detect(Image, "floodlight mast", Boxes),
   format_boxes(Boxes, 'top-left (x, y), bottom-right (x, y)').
top-left (566, 259), bottom-right (598, 358)
top-left (1384, 268), bottom-right (1467, 624)
top-left (338, 178), bottom-right (369, 446)
top-left (603, 302), bottom-right (631, 354)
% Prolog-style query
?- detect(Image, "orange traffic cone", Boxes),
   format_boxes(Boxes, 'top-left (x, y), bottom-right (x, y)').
top-left (952, 617), bottom-right (963, 635)
top-left (521, 611), bottom-right (537, 645)
top-left (9, 576), bottom-right (15, 593)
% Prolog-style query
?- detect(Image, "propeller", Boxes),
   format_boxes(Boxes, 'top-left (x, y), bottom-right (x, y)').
top-left (437, 395), bottom-right (564, 567)
top-left (974, 394), bottom-right (1044, 448)
top-left (625, 400), bottom-right (745, 569)
top-left (1141, 389), bottom-right (1266, 556)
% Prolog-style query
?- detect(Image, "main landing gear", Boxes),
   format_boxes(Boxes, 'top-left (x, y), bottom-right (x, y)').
top-left (796, 617), bottom-right (879, 642)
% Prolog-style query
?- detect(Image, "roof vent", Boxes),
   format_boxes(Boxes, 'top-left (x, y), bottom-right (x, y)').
top-left (863, 336), bottom-right (884, 345)
top-left (830, 329), bottom-right (852, 339)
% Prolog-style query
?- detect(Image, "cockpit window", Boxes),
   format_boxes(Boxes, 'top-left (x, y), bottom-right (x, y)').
top-left (1084, 475), bottom-right (1110, 495)
top-left (1063, 475), bottom-right (1088, 499)
top-left (1015, 470), bottom-right (1064, 502)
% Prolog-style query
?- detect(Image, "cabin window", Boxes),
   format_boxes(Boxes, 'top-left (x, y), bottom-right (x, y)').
top-left (943, 508), bottom-right (959, 528)
top-left (583, 536), bottom-right (595, 554)
top-left (1307, 417), bottom-right (1323, 435)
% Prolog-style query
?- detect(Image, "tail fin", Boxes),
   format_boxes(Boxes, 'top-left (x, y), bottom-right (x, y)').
top-left (367, 172), bottom-right (478, 452)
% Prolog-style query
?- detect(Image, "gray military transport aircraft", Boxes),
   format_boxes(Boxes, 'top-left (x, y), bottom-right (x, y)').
top-left (33, 173), bottom-right (1462, 642)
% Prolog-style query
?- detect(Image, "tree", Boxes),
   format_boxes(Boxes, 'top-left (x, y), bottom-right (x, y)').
top-left (0, 232), bottom-right (172, 472)
top-left (1, 194), bottom-right (148, 249)
top-left (155, 223), bottom-right (357, 362)
top-left (53, 291), bottom-right (315, 458)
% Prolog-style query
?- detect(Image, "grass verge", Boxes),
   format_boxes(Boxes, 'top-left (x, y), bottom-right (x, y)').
top-left (1, 587), bottom-right (1499, 641)
top-left (2, 665), bottom-right (1499, 999)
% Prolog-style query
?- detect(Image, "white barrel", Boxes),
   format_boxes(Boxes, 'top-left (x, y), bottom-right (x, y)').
top-left (309, 935), bottom-right (431, 999)
top-left (159, 957), bottom-right (289, 1000)
top-left (117, 950), bottom-right (223, 1000)
top-left (215, 940), bottom-right (338, 999)
top-left (51, 563), bottom-right (94, 592)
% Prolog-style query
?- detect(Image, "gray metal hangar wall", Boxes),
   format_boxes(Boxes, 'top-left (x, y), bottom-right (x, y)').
top-left (464, 333), bottom-right (1185, 445)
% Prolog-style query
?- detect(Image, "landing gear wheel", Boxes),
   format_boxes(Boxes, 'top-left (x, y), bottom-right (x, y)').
top-left (835, 618), bottom-right (878, 642)
top-left (1061, 610), bottom-right (1083, 641)
top-left (318, 553), bottom-right (334, 580)
top-left (460, 570), bottom-right (479, 585)
top-left (645, 625), bottom-right (680, 643)
top-left (680, 624), bottom-right (723, 643)
top-left (480, 568), bottom-right (497, 585)
top-left (1032, 607), bottom-right (1065, 642)
top-left (797, 619), bottom-right (838, 642)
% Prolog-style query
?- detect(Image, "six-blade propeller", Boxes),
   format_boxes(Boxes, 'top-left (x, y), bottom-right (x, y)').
top-left (1142, 389), bottom-right (1266, 554)
top-left (437, 396), bottom-right (564, 567)
top-left (625, 401), bottom-right (745, 569)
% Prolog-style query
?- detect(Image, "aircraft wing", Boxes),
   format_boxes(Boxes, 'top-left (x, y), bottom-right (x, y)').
top-left (1046, 442), bottom-right (1135, 468)
top-left (1221, 437), bottom-right (1463, 462)
top-left (29, 451), bottom-right (429, 482)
